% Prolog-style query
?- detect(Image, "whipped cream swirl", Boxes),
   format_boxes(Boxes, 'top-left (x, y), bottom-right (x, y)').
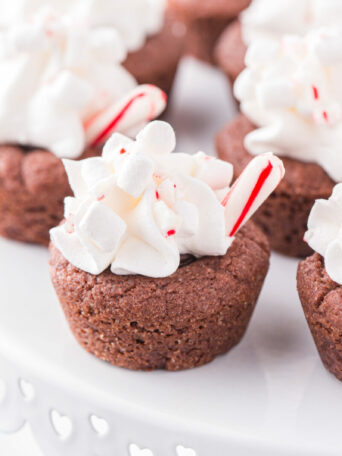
top-left (51, 121), bottom-right (284, 278)
top-left (241, 0), bottom-right (342, 45)
top-left (305, 184), bottom-right (342, 284)
top-left (0, 0), bottom-right (166, 159)
top-left (235, 27), bottom-right (342, 183)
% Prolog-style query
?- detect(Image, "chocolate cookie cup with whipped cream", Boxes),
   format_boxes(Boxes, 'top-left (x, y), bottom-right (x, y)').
top-left (169, 0), bottom-right (250, 64)
top-left (217, 27), bottom-right (341, 257)
top-left (49, 120), bottom-right (284, 371)
top-left (215, 0), bottom-right (342, 85)
top-left (0, 1), bottom-right (167, 245)
top-left (298, 185), bottom-right (342, 381)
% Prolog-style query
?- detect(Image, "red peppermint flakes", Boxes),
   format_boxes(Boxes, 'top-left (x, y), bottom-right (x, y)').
top-left (312, 85), bottom-right (319, 100)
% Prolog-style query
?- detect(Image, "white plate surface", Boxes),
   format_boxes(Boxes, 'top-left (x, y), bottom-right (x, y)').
top-left (1, 58), bottom-right (342, 456)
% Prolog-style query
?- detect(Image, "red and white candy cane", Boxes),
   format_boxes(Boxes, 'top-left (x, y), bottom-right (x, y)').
top-left (85, 84), bottom-right (167, 148)
top-left (222, 153), bottom-right (285, 237)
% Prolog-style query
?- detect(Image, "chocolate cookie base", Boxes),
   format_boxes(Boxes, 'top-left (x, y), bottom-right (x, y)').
top-left (169, 1), bottom-right (250, 64)
top-left (184, 17), bottom-right (232, 64)
top-left (0, 146), bottom-right (97, 246)
top-left (50, 222), bottom-right (270, 371)
top-left (297, 254), bottom-right (342, 381)
top-left (123, 10), bottom-right (185, 94)
top-left (215, 20), bottom-right (246, 84)
top-left (216, 115), bottom-right (335, 257)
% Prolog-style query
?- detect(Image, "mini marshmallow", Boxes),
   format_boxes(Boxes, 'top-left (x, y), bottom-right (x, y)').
top-left (116, 152), bottom-right (154, 198)
top-left (102, 133), bottom-right (134, 162)
top-left (79, 201), bottom-right (126, 252)
top-left (136, 121), bottom-right (176, 155)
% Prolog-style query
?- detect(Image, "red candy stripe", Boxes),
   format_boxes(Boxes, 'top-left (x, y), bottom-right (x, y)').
top-left (227, 161), bottom-right (273, 237)
top-left (312, 85), bottom-right (319, 100)
top-left (90, 92), bottom-right (146, 147)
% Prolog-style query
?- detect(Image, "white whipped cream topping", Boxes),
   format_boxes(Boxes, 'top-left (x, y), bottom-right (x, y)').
top-left (241, 0), bottom-right (342, 45)
top-left (51, 121), bottom-right (284, 278)
top-left (234, 27), bottom-right (342, 183)
top-left (305, 184), bottom-right (342, 284)
top-left (0, 0), bottom-right (166, 159)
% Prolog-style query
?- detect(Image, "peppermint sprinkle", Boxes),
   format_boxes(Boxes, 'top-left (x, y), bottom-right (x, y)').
top-left (312, 85), bottom-right (319, 100)
top-left (120, 148), bottom-right (126, 154)
top-left (97, 194), bottom-right (105, 201)
top-left (166, 229), bottom-right (176, 237)
top-left (322, 111), bottom-right (329, 122)
top-left (155, 191), bottom-right (160, 200)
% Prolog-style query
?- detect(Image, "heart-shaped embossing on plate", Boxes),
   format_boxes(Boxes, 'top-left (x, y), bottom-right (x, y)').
top-left (129, 443), bottom-right (154, 456)
top-left (50, 409), bottom-right (73, 440)
top-left (176, 445), bottom-right (197, 456)
top-left (89, 414), bottom-right (109, 436)
top-left (18, 378), bottom-right (35, 401)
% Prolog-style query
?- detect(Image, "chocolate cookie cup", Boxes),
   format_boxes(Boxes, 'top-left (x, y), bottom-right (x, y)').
top-left (169, 0), bottom-right (250, 64)
top-left (215, 20), bottom-right (246, 84)
top-left (49, 121), bottom-right (283, 371)
top-left (0, 146), bottom-right (98, 245)
top-left (123, 9), bottom-right (186, 94)
top-left (50, 221), bottom-right (269, 371)
top-left (297, 254), bottom-right (342, 381)
top-left (216, 115), bottom-right (335, 257)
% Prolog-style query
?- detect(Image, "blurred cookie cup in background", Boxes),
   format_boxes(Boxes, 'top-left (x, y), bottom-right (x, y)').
top-left (217, 28), bottom-right (342, 257)
top-left (169, 0), bottom-right (250, 64)
top-left (0, 1), bottom-right (168, 245)
top-left (215, 0), bottom-right (342, 84)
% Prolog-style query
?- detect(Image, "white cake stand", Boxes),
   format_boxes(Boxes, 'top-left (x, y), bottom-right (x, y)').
top-left (1, 59), bottom-right (342, 456)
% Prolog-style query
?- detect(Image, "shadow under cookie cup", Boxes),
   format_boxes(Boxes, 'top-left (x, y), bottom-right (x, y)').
top-left (297, 254), bottom-right (342, 382)
top-left (216, 114), bottom-right (335, 258)
top-left (0, 145), bottom-right (100, 246)
top-left (49, 221), bottom-right (270, 371)
top-left (123, 9), bottom-right (186, 95)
